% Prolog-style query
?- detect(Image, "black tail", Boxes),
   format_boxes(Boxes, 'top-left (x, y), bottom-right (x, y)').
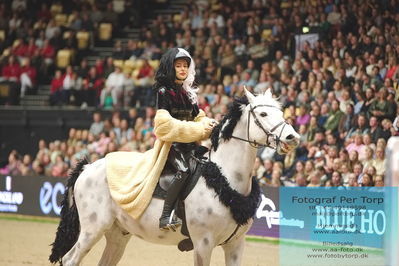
top-left (49, 158), bottom-right (88, 264)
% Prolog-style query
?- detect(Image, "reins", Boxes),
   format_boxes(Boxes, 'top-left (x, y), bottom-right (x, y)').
top-left (208, 103), bottom-right (289, 161)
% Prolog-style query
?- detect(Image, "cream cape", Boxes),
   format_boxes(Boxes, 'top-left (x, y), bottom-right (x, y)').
top-left (106, 109), bottom-right (212, 219)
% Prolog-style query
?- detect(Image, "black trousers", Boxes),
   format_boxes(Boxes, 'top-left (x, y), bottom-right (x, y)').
top-left (159, 143), bottom-right (196, 227)
top-left (165, 143), bottom-right (196, 175)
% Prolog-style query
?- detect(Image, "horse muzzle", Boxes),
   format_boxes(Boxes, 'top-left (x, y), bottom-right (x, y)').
top-left (276, 138), bottom-right (299, 155)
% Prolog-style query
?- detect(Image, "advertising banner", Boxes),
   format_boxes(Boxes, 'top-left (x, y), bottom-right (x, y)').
top-left (0, 175), bottom-right (67, 218)
top-left (248, 186), bottom-right (280, 238)
top-left (249, 185), bottom-right (397, 266)
top-left (279, 187), bottom-right (397, 266)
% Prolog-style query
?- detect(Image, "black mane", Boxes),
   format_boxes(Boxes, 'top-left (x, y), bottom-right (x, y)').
top-left (201, 161), bottom-right (260, 225)
top-left (210, 96), bottom-right (249, 151)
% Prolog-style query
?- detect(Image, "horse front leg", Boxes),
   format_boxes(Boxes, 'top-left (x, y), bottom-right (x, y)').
top-left (222, 236), bottom-right (245, 266)
top-left (98, 222), bottom-right (131, 266)
top-left (192, 236), bottom-right (215, 266)
top-left (63, 159), bottom-right (115, 266)
top-left (62, 226), bottom-right (104, 266)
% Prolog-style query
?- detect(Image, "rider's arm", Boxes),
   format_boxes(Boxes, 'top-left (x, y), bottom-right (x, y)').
top-left (156, 87), bottom-right (171, 112)
top-left (154, 109), bottom-right (212, 143)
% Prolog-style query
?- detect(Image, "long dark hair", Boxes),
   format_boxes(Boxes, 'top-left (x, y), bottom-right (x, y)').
top-left (153, 48), bottom-right (180, 90)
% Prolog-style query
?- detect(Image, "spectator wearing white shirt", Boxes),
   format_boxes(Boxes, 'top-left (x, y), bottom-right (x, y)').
top-left (62, 66), bottom-right (77, 104)
top-left (89, 112), bottom-right (104, 137)
top-left (12, 0), bottom-right (27, 11)
top-left (327, 5), bottom-right (341, 25)
top-left (372, 147), bottom-right (386, 176)
top-left (100, 66), bottom-right (125, 107)
top-left (45, 19), bottom-right (60, 40)
top-left (234, 39), bottom-right (246, 58)
top-left (191, 7), bottom-right (203, 30)
top-left (207, 11), bottom-right (225, 29)
top-left (377, 59), bottom-right (387, 79)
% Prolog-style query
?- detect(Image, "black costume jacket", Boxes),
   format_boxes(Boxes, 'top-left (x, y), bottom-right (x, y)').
top-left (157, 85), bottom-right (199, 121)
top-left (157, 84), bottom-right (199, 173)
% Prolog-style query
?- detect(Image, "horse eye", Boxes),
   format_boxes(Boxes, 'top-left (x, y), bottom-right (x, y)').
top-left (260, 112), bottom-right (267, 117)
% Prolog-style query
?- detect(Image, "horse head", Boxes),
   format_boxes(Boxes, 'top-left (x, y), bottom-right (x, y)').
top-left (210, 88), bottom-right (300, 155)
top-left (242, 88), bottom-right (300, 154)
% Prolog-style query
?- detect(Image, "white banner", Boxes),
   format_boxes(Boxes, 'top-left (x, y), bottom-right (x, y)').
top-left (295, 33), bottom-right (319, 54)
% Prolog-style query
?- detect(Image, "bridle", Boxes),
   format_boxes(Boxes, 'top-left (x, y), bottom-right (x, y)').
top-left (231, 104), bottom-right (290, 149)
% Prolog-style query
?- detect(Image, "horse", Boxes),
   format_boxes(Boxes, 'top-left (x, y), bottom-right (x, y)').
top-left (49, 89), bottom-right (300, 266)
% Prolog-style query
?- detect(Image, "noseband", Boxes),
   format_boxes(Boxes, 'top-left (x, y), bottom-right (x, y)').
top-left (231, 104), bottom-right (289, 149)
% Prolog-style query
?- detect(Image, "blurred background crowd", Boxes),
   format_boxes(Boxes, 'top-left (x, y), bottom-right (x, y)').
top-left (1, 0), bottom-right (399, 188)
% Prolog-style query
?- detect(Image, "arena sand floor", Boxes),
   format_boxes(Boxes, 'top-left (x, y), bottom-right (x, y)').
top-left (0, 216), bottom-right (278, 266)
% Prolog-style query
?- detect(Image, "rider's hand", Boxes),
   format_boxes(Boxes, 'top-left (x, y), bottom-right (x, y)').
top-left (204, 119), bottom-right (218, 134)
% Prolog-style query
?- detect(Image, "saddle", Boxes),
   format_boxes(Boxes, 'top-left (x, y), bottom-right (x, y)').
top-left (152, 145), bottom-right (208, 252)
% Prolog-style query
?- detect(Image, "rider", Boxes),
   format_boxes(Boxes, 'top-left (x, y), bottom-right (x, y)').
top-left (154, 48), bottom-right (216, 231)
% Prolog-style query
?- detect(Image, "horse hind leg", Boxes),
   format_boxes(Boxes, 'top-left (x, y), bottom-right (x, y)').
top-left (61, 225), bottom-right (104, 266)
top-left (62, 159), bottom-right (115, 265)
top-left (222, 236), bottom-right (245, 266)
top-left (98, 222), bottom-right (131, 266)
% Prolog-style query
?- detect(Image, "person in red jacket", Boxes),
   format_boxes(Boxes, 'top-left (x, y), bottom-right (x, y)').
top-left (1, 56), bottom-right (21, 104)
top-left (40, 39), bottom-right (56, 81)
top-left (41, 39), bottom-right (55, 69)
top-left (12, 39), bottom-right (27, 59)
top-left (385, 56), bottom-right (398, 80)
top-left (80, 67), bottom-right (104, 106)
top-left (25, 38), bottom-right (39, 58)
top-left (20, 58), bottom-right (37, 97)
top-left (136, 59), bottom-right (154, 86)
top-left (49, 70), bottom-right (64, 105)
top-left (36, 3), bottom-right (52, 22)
top-left (94, 59), bottom-right (104, 77)
top-left (2, 56), bottom-right (21, 82)
top-left (136, 59), bottom-right (154, 106)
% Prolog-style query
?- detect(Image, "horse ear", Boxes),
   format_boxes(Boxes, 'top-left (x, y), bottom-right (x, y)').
top-left (264, 88), bottom-right (272, 98)
top-left (244, 87), bottom-right (256, 104)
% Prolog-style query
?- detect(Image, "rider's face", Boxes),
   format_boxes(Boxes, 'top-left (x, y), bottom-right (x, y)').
top-left (174, 59), bottom-right (189, 82)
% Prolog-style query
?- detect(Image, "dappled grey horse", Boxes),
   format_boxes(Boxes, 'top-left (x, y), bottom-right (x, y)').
top-left (49, 89), bottom-right (300, 266)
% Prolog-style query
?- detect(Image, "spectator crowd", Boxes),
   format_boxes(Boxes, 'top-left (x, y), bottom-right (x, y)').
top-left (0, 0), bottom-right (156, 106)
top-left (1, 0), bottom-right (399, 188)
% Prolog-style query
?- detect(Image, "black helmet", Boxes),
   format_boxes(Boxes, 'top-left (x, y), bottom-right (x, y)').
top-left (174, 48), bottom-right (191, 66)
top-left (154, 48), bottom-right (193, 89)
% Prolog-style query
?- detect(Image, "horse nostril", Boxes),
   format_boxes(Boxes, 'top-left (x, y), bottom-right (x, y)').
top-left (286, 134), bottom-right (295, 140)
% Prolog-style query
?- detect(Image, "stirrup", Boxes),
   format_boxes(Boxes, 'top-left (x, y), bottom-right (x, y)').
top-left (160, 210), bottom-right (182, 232)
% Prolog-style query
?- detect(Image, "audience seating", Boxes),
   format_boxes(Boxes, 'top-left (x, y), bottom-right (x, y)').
top-left (56, 49), bottom-right (73, 68)
top-left (99, 23), bottom-right (112, 41)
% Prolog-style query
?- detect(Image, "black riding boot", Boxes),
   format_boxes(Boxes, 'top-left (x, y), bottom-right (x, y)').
top-left (159, 171), bottom-right (188, 231)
